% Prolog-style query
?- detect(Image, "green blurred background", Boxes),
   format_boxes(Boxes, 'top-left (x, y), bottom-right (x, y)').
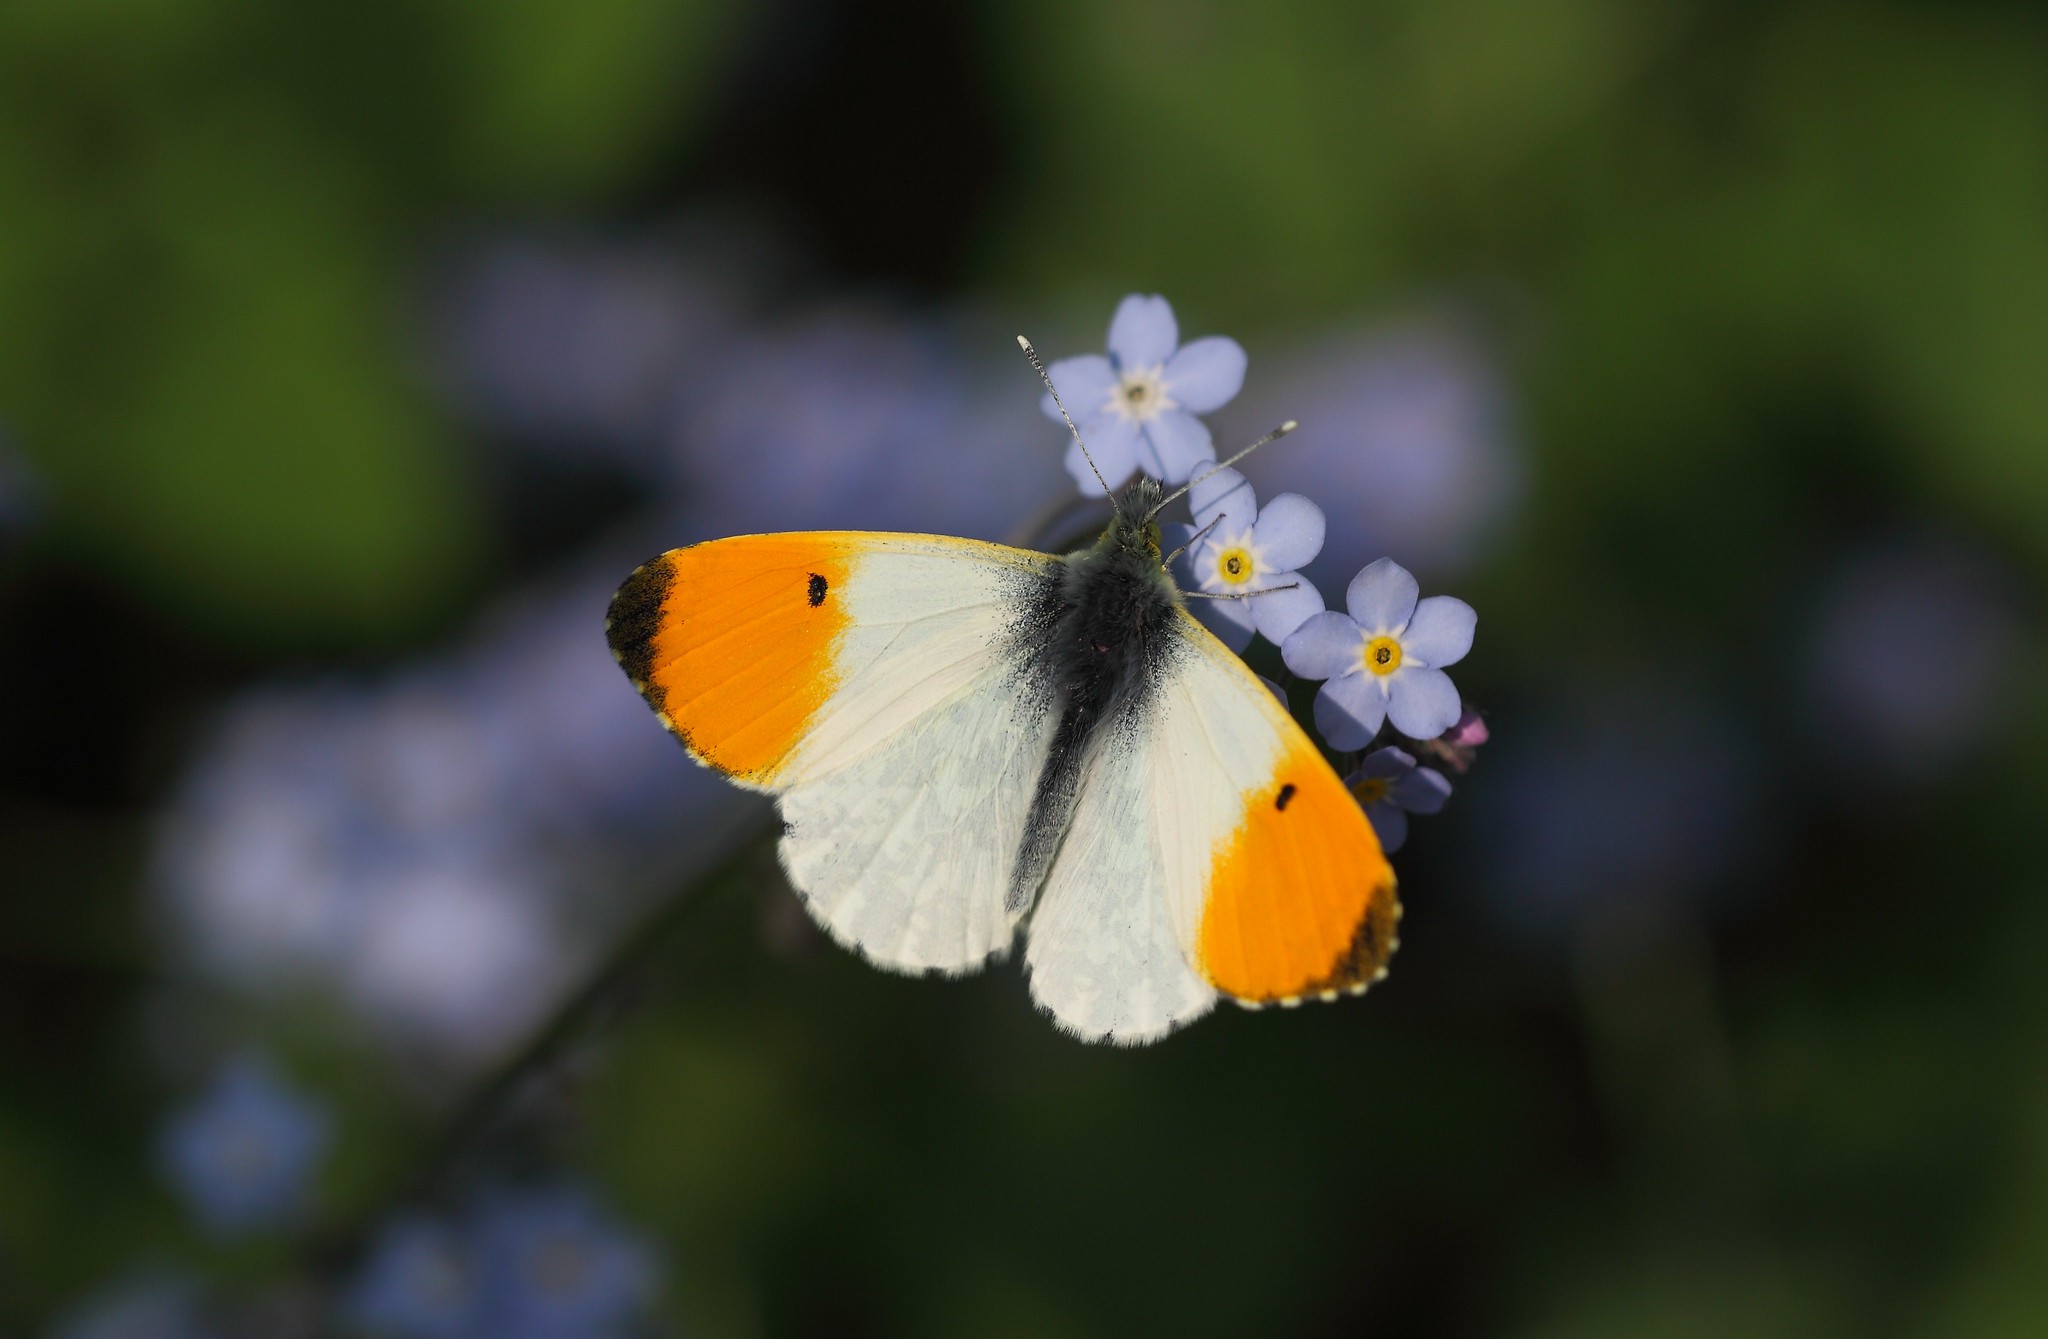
top-left (3, 1), bottom-right (2046, 1334)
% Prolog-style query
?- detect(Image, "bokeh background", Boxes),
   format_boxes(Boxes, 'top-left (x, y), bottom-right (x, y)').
top-left (4, 1), bottom-right (2047, 1334)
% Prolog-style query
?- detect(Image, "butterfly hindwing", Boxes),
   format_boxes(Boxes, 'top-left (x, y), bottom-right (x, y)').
top-left (1152, 610), bottom-right (1400, 1005)
top-left (1022, 708), bottom-right (1220, 1044)
top-left (1023, 608), bottom-right (1399, 1041)
top-left (608, 532), bottom-right (1065, 972)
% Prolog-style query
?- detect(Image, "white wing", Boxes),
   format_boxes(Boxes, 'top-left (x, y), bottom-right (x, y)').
top-left (611, 532), bottom-right (1063, 976)
top-left (1024, 610), bottom-right (1397, 1042)
top-left (774, 537), bottom-right (1064, 974)
top-left (1022, 709), bottom-right (1220, 1046)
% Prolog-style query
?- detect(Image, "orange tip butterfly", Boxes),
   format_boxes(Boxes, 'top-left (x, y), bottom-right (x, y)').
top-left (604, 338), bottom-right (1397, 1044)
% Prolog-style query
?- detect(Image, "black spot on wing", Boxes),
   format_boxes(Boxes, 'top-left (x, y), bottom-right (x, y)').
top-left (606, 553), bottom-right (677, 697)
top-left (807, 572), bottom-right (828, 606)
top-left (1275, 782), bottom-right (1297, 811)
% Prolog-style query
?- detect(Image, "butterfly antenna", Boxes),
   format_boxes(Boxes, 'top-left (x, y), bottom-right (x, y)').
top-left (1018, 335), bottom-right (1114, 503)
top-left (1146, 419), bottom-right (1298, 522)
top-left (1160, 512), bottom-right (1225, 567)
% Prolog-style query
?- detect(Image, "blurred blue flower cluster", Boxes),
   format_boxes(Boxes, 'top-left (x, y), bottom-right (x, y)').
top-left (154, 560), bottom-right (736, 1061)
top-left (56, 1051), bottom-right (657, 1337)
top-left (1042, 294), bottom-right (1492, 853)
top-left (349, 1186), bottom-right (657, 1339)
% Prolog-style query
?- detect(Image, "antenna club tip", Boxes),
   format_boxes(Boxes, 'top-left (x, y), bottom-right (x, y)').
top-left (1280, 419), bottom-right (1299, 433)
top-left (1015, 335), bottom-right (1032, 350)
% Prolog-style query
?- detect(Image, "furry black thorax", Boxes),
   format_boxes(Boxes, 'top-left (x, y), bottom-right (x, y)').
top-left (1007, 479), bottom-right (1185, 912)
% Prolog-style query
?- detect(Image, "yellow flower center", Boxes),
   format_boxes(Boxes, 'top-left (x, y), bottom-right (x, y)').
top-left (1363, 635), bottom-right (1403, 676)
top-left (1214, 545), bottom-right (1255, 586)
top-left (1349, 776), bottom-right (1391, 805)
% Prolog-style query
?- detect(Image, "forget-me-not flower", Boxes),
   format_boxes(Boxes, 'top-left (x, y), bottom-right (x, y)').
top-left (473, 1185), bottom-right (657, 1339)
top-left (348, 1216), bottom-right (477, 1339)
top-left (1043, 294), bottom-right (1246, 490)
top-left (158, 1054), bottom-right (331, 1236)
top-left (1283, 558), bottom-right (1476, 749)
top-left (1346, 747), bottom-right (1451, 854)
top-left (1178, 466), bottom-right (1326, 652)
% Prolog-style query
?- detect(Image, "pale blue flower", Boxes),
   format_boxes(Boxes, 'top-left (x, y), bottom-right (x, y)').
top-left (1177, 466), bottom-right (1326, 652)
top-left (1042, 294), bottom-right (1247, 490)
top-left (345, 1185), bottom-right (658, 1339)
top-left (473, 1185), bottom-right (657, 1339)
top-left (1345, 748), bottom-right (1450, 854)
top-left (348, 1217), bottom-right (478, 1339)
top-left (157, 1055), bottom-right (331, 1236)
top-left (1282, 558), bottom-right (1475, 749)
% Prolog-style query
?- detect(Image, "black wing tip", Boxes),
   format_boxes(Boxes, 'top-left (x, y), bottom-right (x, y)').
top-left (606, 552), bottom-right (678, 688)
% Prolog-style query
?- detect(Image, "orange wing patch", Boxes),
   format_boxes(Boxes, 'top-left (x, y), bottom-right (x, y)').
top-left (1195, 731), bottom-right (1401, 1005)
top-left (606, 535), bottom-right (857, 785)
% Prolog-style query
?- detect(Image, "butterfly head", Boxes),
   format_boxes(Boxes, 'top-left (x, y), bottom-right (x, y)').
top-left (1110, 477), bottom-right (1167, 562)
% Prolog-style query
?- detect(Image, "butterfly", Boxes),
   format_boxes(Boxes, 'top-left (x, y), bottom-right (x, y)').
top-left (605, 340), bottom-right (1398, 1044)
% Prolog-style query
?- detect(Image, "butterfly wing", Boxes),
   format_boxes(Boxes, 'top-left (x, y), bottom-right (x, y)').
top-left (1024, 608), bottom-right (1399, 1043)
top-left (608, 533), bottom-right (1063, 973)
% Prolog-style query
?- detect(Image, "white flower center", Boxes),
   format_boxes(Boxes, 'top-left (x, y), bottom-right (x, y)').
top-left (1104, 364), bottom-right (1175, 423)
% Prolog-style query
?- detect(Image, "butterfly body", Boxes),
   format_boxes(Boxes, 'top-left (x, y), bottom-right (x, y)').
top-left (608, 481), bottom-right (1398, 1044)
top-left (1012, 479), bottom-right (1180, 913)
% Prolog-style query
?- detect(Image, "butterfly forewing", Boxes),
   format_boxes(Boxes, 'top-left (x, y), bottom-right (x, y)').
top-left (608, 532), bottom-right (1066, 973)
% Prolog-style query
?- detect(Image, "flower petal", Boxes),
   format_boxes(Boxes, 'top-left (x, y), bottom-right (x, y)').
top-left (1192, 591), bottom-right (1256, 651)
top-left (1066, 413), bottom-right (1139, 493)
top-left (1391, 765), bottom-right (1451, 815)
top-left (1346, 557), bottom-right (1420, 633)
top-left (1164, 336), bottom-right (1247, 413)
top-left (1359, 746), bottom-right (1415, 780)
top-left (1250, 493), bottom-right (1325, 572)
top-left (1281, 611), bottom-right (1365, 679)
top-left (1401, 595), bottom-right (1476, 668)
top-left (1040, 355), bottom-right (1117, 423)
top-left (1386, 666), bottom-right (1462, 739)
top-left (1315, 672), bottom-right (1387, 751)
top-left (1249, 574), bottom-right (1326, 645)
top-left (1144, 411), bottom-right (1215, 484)
top-left (1189, 465), bottom-right (1256, 531)
top-left (1107, 294), bottom-right (1178, 370)
top-left (1365, 802), bottom-right (1409, 854)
